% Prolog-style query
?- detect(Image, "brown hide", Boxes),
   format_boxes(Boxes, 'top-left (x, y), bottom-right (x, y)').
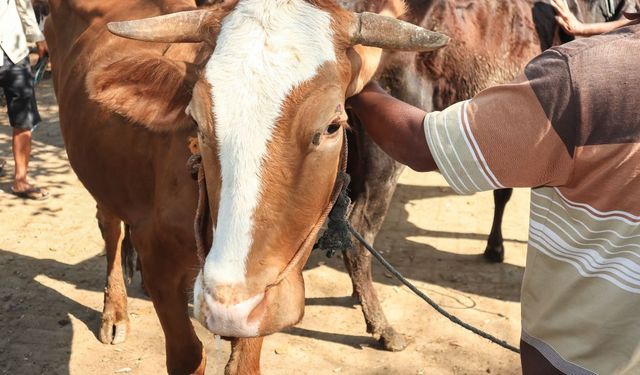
top-left (377, 0), bottom-right (543, 111)
top-left (46, 0), bottom-right (205, 222)
top-left (46, 0), bottom-right (413, 372)
top-left (87, 54), bottom-right (200, 130)
top-left (46, 0), bottom-right (216, 373)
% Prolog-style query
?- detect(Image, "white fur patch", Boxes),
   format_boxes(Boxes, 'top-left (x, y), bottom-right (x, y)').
top-left (204, 293), bottom-right (264, 337)
top-left (201, 0), bottom-right (337, 287)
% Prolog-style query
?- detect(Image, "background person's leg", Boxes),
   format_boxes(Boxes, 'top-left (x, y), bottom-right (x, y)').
top-left (1, 55), bottom-right (9, 177)
top-left (4, 56), bottom-right (47, 199)
top-left (12, 127), bottom-right (32, 191)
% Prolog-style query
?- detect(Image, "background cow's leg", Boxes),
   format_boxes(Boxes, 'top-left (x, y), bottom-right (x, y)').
top-left (132, 228), bottom-right (205, 375)
top-left (96, 204), bottom-right (130, 345)
top-left (224, 337), bottom-right (263, 375)
top-left (484, 188), bottom-right (513, 263)
top-left (344, 132), bottom-right (407, 351)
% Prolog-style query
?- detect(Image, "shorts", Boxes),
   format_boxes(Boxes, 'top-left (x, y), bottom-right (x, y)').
top-left (0, 52), bottom-right (41, 131)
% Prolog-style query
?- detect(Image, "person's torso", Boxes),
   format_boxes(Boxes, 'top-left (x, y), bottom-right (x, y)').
top-left (522, 22), bottom-right (640, 374)
top-left (0, 0), bottom-right (29, 65)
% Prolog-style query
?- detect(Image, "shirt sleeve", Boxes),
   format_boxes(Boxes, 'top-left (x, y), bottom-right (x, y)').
top-left (424, 49), bottom-right (577, 195)
top-left (15, 0), bottom-right (45, 42)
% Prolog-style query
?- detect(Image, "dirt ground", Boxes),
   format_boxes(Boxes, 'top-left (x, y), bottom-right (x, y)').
top-left (0, 78), bottom-right (531, 375)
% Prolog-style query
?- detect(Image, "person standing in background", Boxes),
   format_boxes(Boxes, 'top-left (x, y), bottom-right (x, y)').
top-left (552, 0), bottom-right (639, 37)
top-left (0, 0), bottom-right (49, 200)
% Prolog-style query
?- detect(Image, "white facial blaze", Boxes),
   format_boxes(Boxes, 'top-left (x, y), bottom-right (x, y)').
top-left (201, 0), bottom-right (337, 287)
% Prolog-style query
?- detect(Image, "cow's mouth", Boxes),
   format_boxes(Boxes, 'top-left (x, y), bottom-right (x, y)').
top-left (193, 269), bottom-right (305, 338)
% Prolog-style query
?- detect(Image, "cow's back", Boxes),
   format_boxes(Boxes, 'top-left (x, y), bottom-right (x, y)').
top-left (376, 0), bottom-right (544, 111)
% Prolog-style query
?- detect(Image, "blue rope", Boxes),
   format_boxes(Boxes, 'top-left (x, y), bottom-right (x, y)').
top-left (33, 55), bottom-right (48, 86)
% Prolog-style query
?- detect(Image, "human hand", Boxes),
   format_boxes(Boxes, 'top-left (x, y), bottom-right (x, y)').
top-left (550, 0), bottom-right (585, 36)
top-left (35, 40), bottom-right (48, 59)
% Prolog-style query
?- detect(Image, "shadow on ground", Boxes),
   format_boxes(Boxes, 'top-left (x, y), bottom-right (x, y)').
top-left (0, 79), bottom-right (72, 213)
top-left (0, 245), bottom-right (151, 375)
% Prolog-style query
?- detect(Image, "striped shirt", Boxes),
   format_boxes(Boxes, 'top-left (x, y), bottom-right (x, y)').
top-left (424, 22), bottom-right (640, 374)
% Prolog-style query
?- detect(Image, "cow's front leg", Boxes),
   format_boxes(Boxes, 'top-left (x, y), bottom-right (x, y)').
top-left (133, 227), bottom-right (205, 374)
top-left (224, 337), bottom-right (263, 375)
top-left (96, 204), bottom-right (130, 345)
top-left (343, 135), bottom-right (408, 351)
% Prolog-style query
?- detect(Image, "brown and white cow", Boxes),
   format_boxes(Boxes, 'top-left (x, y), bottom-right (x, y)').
top-left (104, 0), bottom-right (447, 338)
top-left (46, 0), bottom-right (446, 373)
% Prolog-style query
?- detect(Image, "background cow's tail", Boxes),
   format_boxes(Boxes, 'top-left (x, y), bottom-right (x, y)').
top-left (121, 224), bottom-right (137, 285)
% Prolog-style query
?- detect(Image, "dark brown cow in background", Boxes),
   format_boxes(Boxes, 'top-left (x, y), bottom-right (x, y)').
top-left (335, 0), bottom-right (550, 351)
top-left (338, 0), bottom-right (620, 354)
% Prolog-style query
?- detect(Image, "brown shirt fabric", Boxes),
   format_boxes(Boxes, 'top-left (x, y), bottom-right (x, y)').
top-left (424, 22), bottom-right (640, 374)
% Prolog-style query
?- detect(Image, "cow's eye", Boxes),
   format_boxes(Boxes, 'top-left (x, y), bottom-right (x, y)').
top-left (323, 122), bottom-right (341, 136)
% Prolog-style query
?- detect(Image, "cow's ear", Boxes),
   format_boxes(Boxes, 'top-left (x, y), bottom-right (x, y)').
top-left (87, 54), bottom-right (199, 131)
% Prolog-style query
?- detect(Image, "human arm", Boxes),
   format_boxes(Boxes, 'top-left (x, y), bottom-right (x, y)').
top-left (349, 49), bottom-right (577, 195)
top-left (347, 82), bottom-right (435, 172)
top-left (551, 0), bottom-right (633, 36)
top-left (15, 0), bottom-right (47, 57)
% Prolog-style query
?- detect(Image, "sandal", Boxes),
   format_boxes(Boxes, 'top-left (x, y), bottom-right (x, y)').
top-left (11, 186), bottom-right (50, 200)
top-left (0, 160), bottom-right (6, 177)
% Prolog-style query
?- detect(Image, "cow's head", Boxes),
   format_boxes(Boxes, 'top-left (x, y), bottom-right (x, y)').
top-left (93, 0), bottom-right (447, 337)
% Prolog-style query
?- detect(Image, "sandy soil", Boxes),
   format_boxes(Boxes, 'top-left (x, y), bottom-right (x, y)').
top-left (0, 78), bottom-right (530, 375)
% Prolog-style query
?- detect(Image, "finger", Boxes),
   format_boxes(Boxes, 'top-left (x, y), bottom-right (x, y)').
top-left (552, 0), bottom-right (570, 14)
top-left (555, 15), bottom-right (570, 30)
top-left (559, 0), bottom-right (570, 11)
top-left (550, 2), bottom-right (564, 16)
top-left (550, 0), bottom-right (567, 14)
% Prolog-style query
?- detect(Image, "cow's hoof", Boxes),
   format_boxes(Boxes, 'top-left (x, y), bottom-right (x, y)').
top-left (99, 315), bottom-right (129, 345)
top-left (483, 244), bottom-right (505, 263)
top-left (379, 327), bottom-right (409, 352)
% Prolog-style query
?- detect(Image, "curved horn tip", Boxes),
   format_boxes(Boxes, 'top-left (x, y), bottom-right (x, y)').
top-left (106, 21), bottom-right (129, 37)
top-left (417, 32), bottom-right (450, 51)
top-left (106, 22), bottom-right (118, 33)
top-left (350, 12), bottom-right (451, 52)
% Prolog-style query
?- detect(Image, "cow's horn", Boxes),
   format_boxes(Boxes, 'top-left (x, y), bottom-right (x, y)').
top-left (349, 12), bottom-right (449, 51)
top-left (107, 10), bottom-right (213, 44)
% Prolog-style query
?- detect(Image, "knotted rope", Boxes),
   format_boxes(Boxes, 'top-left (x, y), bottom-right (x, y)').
top-left (313, 172), bottom-right (353, 257)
